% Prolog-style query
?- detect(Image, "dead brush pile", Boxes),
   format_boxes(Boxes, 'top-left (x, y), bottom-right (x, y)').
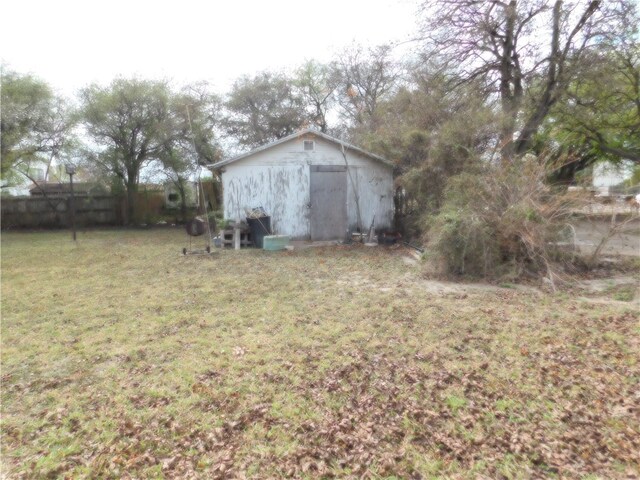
top-left (424, 158), bottom-right (584, 284)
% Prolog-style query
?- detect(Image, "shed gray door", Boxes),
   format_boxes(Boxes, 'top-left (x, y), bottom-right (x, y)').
top-left (310, 165), bottom-right (347, 240)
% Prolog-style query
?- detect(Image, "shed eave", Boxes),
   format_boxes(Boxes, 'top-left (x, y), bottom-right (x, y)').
top-left (209, 129), bottom-right (393, 170)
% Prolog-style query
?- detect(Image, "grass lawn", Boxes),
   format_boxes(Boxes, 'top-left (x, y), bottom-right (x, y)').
top-left (1, 229), bottom-right (639, 479)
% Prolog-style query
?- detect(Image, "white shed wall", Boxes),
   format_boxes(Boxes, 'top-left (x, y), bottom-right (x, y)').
top-left (220, 136), bottom-right (393, 239)
top-left (592, 160), bottom-right (634, 190)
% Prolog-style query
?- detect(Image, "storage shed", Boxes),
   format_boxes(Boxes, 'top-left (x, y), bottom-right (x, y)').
top-left (211, 129), bottom-right (394, 240)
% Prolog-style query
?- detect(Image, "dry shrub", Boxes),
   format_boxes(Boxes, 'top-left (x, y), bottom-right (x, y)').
top-left (424, 158), bottom-right (583, 284)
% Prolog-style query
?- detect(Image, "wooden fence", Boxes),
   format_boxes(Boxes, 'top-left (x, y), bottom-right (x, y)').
top-left (1, 195), bottom-right (123, 229)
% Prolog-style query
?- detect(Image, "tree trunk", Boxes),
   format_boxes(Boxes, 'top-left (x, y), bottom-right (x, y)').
top-left (498, 0), bottom-right (521, 165)
top-left (126, 182), bottom-right (138, 225)
top-left (177, 178), bottom-right (188, 222)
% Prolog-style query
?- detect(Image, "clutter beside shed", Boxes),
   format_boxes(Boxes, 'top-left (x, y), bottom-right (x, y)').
top-left (182, 216), bottom-right (213, 255)
top-left (218, 219), bottom-right (253, 249)
top-left (215, 206), bottom-right (291, 251)
top-left (263, 235), bottom-right (290, 251)
top-left (245, 207), bottom-right (272, 249)
top-left (181, 172), bottom-right (215, 256)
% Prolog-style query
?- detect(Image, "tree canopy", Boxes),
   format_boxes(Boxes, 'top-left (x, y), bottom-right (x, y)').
top-left (294, 60), bottom-right (336, 134)
top-left (558, 44), bottom-right (640, 164)
top-left (223, 72), bottom-right (308, 149)
top-left (423, 0), bottom-right (637, 162)
top-left (79, 77), bottom-right (220, 222)
top-left (1, 69), bottom-right (73, 185)
top-left (331, 44), bottom-right (400, 132)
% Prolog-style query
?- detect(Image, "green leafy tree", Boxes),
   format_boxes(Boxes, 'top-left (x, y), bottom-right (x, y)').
top-left (423, 0), bottom-right (637, 162)
top-left (1, 68), bottom-right (74, 189)
top-left (79, 78), bottom-right (172, 222)
top-left (559, 44), bottom-right (640, 164)
top-left (331, 44), bottom-right (401, 132)
top-left (223, 71), bottom-right (308, 149)
top-left (294, 60), bottom-right (337, 133)
top-left (158, 83), bottom-right (222, 217)
top-left (354, 64), bottom-right (495, 236)
top-left (79, 78), bottom-right (220, 223)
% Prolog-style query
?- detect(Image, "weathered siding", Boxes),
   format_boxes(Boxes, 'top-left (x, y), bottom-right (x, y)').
top-left (221, 136), bottom-right (393, 239)
top-left (223, 165), bottom-right (310, 238)
top-left (347, 159), bottom-right (394, 234)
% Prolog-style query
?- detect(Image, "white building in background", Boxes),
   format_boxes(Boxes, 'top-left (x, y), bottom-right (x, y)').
top-left (592, 160), bottom-right (635, 194)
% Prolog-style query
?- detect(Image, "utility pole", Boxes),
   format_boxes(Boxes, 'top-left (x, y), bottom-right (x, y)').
top-left (65, 164), bottom-right (77, 241)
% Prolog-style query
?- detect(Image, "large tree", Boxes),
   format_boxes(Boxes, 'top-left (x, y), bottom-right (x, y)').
top-left (424, 0), bottom-right (637, 162)
top-left (354, 63), bottom-right (496, 234)
top-left (1, 68), bottom-right (74, 187)
top-left (223, 71), bottom-right (308, 149)
top-left (294, 60), bottom-right (337, 133)
top-left (331, 44), bottom-right (401, 131)
top-left (79, 78), bottom-right (219, 223)
top-left (158, 83), bottom-right (222, 217)
top-left (558, 43), bottom-right (640, 164)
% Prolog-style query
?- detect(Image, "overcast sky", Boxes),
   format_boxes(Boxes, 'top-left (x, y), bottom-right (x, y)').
top-left (1, 0), bottom-right (420, 96)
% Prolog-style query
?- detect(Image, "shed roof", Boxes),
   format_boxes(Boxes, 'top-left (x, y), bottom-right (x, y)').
top-left (210, 128), bottom-right (392, 169)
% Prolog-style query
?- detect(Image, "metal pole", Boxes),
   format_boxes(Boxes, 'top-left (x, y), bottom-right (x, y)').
top-left (69, 173), bottom-right (76, 241)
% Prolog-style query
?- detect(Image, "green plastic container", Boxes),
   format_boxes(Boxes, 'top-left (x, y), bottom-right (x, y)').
top-left (263, 235), bottom-right (289, 251)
